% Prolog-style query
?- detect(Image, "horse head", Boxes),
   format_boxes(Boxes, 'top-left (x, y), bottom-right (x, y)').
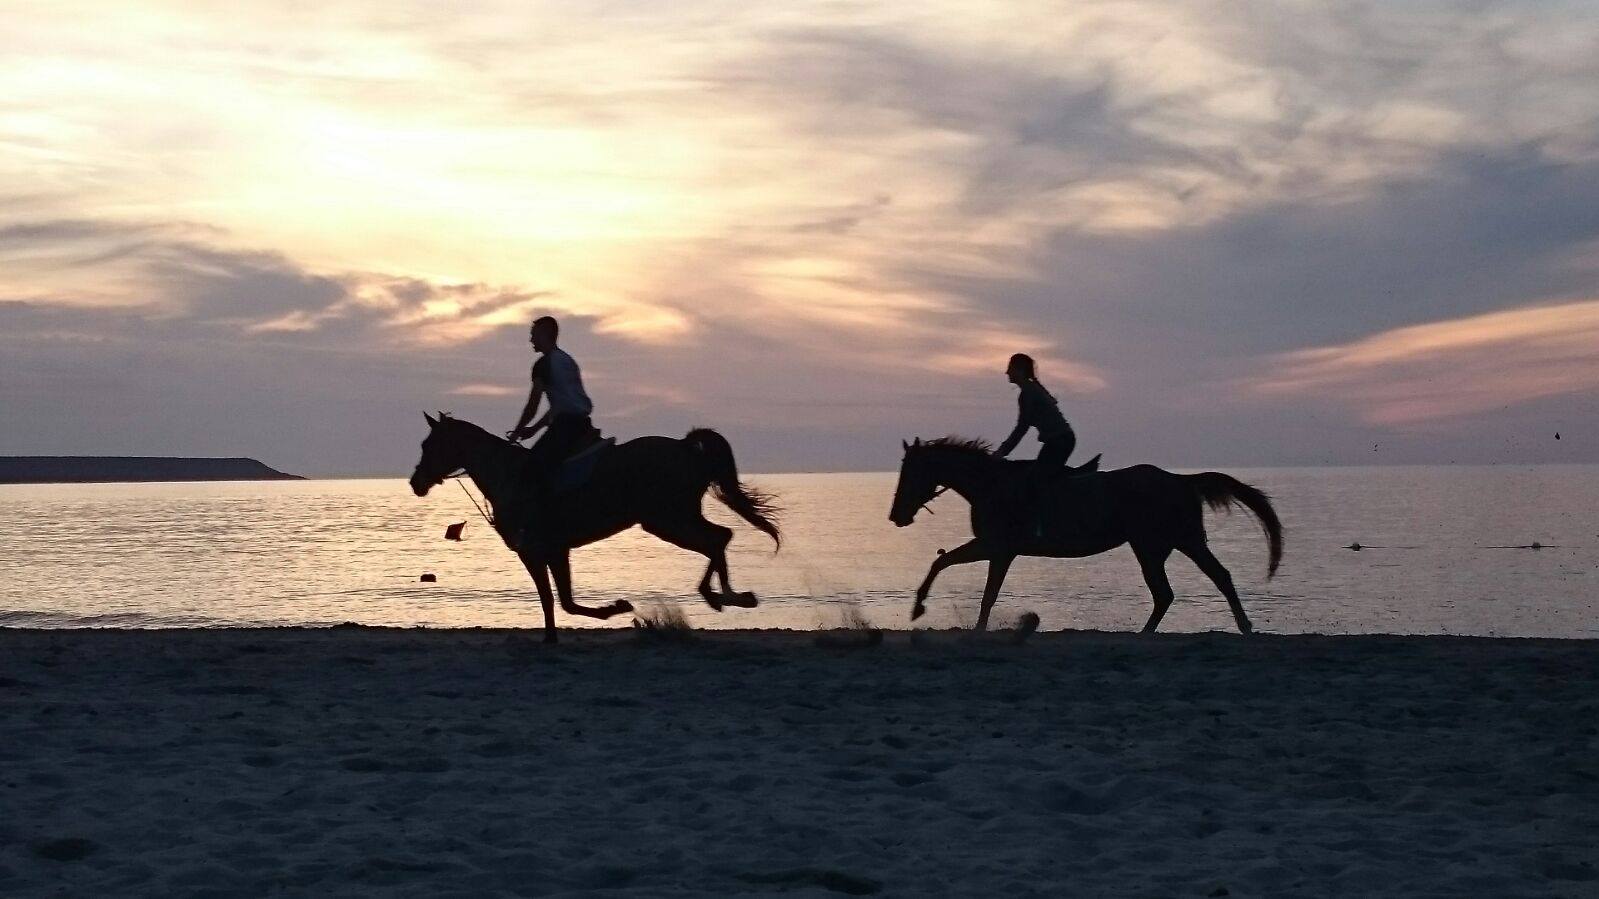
top-left (889, 438), bottom-right (937, 527)
top-left (890, 436), bottom-right (996, 526)
top-left (410, 411), bottom-right (463, 496)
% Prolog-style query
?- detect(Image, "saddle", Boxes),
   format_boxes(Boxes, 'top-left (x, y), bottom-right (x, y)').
top-left (551, 431), bottom-right (615, 493)
top-left (1065, 453), bottom-right (1101, 475)
top-left (1010, 452), bottom-right (1102, 540)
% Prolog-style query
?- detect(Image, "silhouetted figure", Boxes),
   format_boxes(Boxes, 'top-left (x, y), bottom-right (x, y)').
top-left (507, 316), bottom-right (599, 547)
top-left (994, 353), bottom-right (1074, 466)
top-left (509, 316), bottom-right (595, 472)
top-left (413, 413), bottom-right (780, 643)
top-left (890, 437), bottom-right (1282, 633)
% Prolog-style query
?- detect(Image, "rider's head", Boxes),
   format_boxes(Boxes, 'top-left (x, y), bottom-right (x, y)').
top-left (530, 316), bottom-right (559, 352)
top-left (1006, 353), bottom-right (1035, 385)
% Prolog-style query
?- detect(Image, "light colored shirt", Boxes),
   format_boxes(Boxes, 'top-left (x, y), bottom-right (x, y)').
top-left (533, 347), bottom-right (593, 418)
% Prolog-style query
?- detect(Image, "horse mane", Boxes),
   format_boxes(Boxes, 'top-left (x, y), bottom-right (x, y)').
top-left (438, 413), bottom-right (524, 454)
top-left (922, 435), bottom-right (994, 456)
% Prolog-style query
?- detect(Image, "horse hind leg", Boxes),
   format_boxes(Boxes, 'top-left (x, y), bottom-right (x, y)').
top-left (643, 516), bottom-right (756, 610)
top-left (1179, 542), bottom-right (1253, 635)
top-left (1132, 542), bottom-right (1175, 633)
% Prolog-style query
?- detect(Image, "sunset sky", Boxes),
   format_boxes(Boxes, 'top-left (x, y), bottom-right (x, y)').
top-left (3, 1), bottom-right (1597, 475)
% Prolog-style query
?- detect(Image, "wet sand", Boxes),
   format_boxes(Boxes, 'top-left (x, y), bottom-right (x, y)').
top-left (1, 626), bottom-right (1596, 897)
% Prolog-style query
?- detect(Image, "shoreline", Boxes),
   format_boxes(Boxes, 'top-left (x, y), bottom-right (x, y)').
top-left (3, 620), bottom-right (1599, 639)
top-left (3, 628), bottom-right (1595, 896)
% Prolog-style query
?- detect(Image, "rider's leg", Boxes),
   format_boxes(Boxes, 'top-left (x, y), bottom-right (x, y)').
top-left (529, 414), bottom-right (589, 470)
top-left (1036, 428), bottom-right (1074, 466)
top-left (517, 415), bottom-right (590, 550)
top-left (1026, 429), bottom-right (1076, 538)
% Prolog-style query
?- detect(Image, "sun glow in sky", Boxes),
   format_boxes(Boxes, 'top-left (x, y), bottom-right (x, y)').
top-left (3, 1), bottom-right (1598, 473)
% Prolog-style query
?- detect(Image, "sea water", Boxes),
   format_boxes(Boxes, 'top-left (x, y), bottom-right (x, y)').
top-left (1, 467), bottom-right (1595, 636)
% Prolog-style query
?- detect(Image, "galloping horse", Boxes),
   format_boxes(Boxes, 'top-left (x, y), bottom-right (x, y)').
top-left (411, 413), bottom-right (779, 642)
top-left (889, 437), bottom-right (1282, 633)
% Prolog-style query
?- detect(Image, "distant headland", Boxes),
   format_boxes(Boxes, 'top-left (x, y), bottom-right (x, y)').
top-left (0, 456), bottom-right (303, 484)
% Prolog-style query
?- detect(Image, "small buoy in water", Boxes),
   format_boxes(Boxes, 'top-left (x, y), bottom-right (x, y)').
top-left (444, 521), bottom-right (465, 541)
top-left (1531, 541), bottom-right (1542, 550)
top-left (1346, 542), bottom-right (1362, 551)
top-left (420, 573), bottom-right (437, 583)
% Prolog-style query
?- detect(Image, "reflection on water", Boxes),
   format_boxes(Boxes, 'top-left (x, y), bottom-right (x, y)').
top-left (1, 467), bottom-right (1596, 637)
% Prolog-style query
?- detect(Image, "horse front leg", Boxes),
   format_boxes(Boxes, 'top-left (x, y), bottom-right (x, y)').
top-left (973, 555), bottom-right (1015, 631)
top-left (549, 550), bottom-right (634, 620)
top-left (521, 556), bottom-right (559, 643)
top-left (912, 539), bottom-right (990, 621)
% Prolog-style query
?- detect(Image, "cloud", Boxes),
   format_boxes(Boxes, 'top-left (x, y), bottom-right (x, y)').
top-left (447, 383), bottom-right (518, 397)
top-left (0, 217), bottom-right (568, 344)
top-left (4, 0), bottom-right (1599, 469)
top-left (1246, 299), bottom-right (1599, 425)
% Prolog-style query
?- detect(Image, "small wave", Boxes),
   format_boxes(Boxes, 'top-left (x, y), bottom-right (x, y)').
top-left (0, 609), bottom-right (227, 629)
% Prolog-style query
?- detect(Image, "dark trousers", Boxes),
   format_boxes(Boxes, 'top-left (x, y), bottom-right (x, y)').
top-left (511, 414), bottom-right (592, 550)
top-left (527, 414), bottom-right (593, 474)
top-left (1037, 429), bottom-right (1075, 466)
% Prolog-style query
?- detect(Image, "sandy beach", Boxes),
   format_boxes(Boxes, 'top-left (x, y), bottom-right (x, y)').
top-left (1, 626), bottom-right (1595, 897)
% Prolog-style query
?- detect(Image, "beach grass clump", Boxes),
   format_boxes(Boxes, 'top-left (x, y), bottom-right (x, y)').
top-left (815, 602), bottom-right (883, 648)
top-left (631, 601), bottom-right (695, 642)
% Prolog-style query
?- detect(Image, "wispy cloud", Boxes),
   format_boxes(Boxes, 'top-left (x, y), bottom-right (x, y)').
top-left (447, 383), bottom-right (518, 397)
top-left (3, 0), bottom-right (1598, 469)
top-left (1249, 299), bottom-right (1599, 425)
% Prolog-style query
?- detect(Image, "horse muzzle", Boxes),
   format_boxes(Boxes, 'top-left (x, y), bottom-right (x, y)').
top-left (409, 469), bottom-right (435, 497)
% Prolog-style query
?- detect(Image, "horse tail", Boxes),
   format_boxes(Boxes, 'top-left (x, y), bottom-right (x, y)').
top-left (685, 428), bottom-right (781, 548)
top-left (1186, 473), bottom-right (1283, 578)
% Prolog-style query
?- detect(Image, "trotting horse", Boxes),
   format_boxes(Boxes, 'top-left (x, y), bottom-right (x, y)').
top-left (889, 437), bottom-right (1282, 633)
top-left (410, 413), bottom-right (780, 642)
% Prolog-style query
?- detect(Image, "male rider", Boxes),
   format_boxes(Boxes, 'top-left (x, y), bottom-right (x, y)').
top-left (509, 315), bottom-right (593, 457)
top-left (505, 315), bottom-right (594, 544)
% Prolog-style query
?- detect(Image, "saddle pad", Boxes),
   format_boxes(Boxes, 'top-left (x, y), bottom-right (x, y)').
top-left (553, 437), bottom-right (616, 493)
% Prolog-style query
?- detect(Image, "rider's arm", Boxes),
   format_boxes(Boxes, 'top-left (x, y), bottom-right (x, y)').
top-left (510, 381), bottom-right (545, 438)
top-left (995, 420), bottom-right (1027, 458)
top-left (994, 391), bottom-right (1031, 457)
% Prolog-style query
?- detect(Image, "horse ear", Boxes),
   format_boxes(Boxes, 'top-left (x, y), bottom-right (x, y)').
top-left (902, 440), bottom-right (910, 451)
top-left (424, 411), bottom-right (438, 426)
top-left (912, 437), bottom-right (922, 447)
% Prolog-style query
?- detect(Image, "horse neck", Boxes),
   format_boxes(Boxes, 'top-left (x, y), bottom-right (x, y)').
top-left (456, 429), bottom-right (524, 512)
top-left (929, 451), bottom-right (999, 502)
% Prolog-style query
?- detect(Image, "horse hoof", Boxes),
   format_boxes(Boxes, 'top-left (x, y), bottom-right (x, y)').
top-left (732, 591), bottom-right (758, 608)
top-left (701, 592), bottom-right (724, 612)
top-left (910, 604), bottom-right (926, 621)
top-left (615, 600), bottom-right (635, 614)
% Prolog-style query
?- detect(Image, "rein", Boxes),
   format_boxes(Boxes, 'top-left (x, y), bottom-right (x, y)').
top-left (448, 472), bottom-right (496, 529)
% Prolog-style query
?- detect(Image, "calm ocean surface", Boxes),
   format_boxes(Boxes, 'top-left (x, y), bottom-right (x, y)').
top-left (1, 467), bottom-right (1596, 637)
